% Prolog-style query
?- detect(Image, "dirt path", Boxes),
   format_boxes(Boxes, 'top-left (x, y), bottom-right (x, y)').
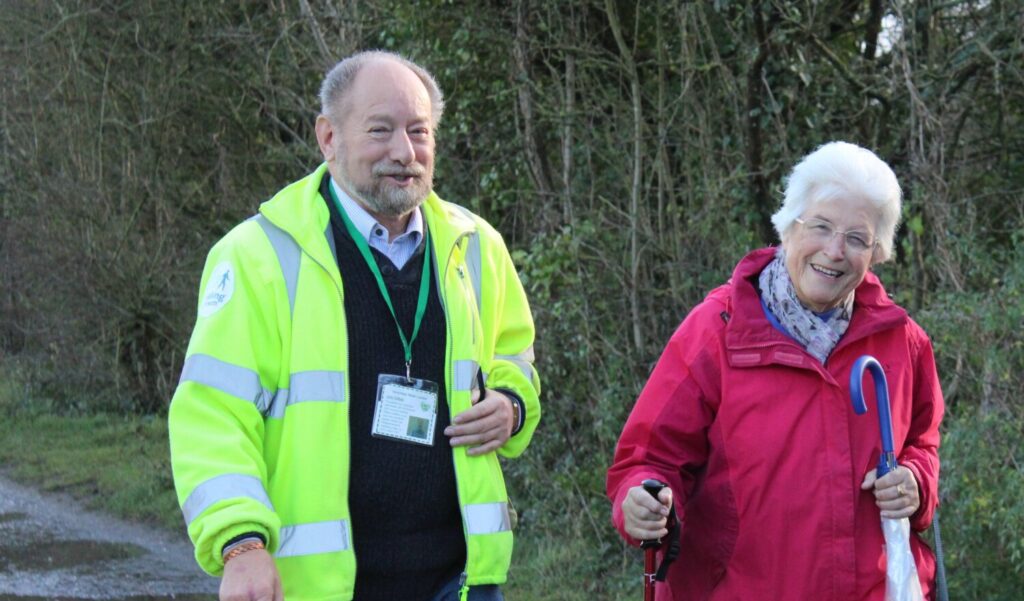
top-left (0, 474), bottom-right (218, 600)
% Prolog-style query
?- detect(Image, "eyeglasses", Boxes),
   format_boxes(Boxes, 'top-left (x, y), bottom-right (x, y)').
top-left (795, 217), bottom-right (877, 253)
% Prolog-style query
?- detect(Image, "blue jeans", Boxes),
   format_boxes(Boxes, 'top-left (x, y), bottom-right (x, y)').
top-left (428, 574), bottom-right (504, 601)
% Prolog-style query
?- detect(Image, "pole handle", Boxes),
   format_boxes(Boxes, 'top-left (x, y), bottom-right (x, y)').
top-left (641, 479), bottom-right (667, 549)
top-left (643, 478), bottom-right (667, 499)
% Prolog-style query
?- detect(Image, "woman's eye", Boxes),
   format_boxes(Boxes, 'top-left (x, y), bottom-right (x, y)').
top-left (848, 234), bottom-right (869, 248)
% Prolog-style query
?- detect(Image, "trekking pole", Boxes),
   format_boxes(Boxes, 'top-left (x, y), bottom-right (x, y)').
top-left (641, 479), bottom-right (667, 601)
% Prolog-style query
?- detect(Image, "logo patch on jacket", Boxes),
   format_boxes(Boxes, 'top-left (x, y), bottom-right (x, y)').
top-left (199, 261), bottom-right (235, 317)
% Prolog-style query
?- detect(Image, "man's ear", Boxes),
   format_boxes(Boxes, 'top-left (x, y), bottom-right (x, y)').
top-left (315, 115), bottom-right (337, 162)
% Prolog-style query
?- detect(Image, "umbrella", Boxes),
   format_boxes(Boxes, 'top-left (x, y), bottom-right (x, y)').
top-left (850, 355), bottom-right (924, 601)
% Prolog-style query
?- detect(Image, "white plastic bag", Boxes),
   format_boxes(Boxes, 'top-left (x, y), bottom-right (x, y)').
top-left (883, 517), bottom-right (924, 601)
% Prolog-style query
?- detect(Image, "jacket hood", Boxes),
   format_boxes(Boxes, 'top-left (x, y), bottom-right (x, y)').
top-left (259, 163), bottom-right (333, 259)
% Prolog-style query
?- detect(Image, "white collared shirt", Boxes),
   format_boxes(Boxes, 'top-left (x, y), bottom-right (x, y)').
top-left (330, 178), bottom-right (424, 270)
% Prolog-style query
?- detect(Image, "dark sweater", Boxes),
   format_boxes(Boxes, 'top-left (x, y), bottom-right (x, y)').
top-left (321, 177), bottom-right (464, 600)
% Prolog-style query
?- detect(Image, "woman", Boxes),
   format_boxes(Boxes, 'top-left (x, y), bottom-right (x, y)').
top-left (607, 142), bottom-right (943, 600)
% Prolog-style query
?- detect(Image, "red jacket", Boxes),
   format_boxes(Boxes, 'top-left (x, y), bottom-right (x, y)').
top-left (607, 247), bottom-right (943, 601)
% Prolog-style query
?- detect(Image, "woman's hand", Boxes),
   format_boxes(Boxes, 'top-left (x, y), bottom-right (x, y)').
top-left (861, 465), bottom-right (920, 519)
top-left (622, 484), bottom-right (673, 541)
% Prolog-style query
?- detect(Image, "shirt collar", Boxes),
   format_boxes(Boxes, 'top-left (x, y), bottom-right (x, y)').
top-left (330, 177), bottom-right (423, 244)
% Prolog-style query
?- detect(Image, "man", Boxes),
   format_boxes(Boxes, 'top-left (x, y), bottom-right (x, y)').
top-left (169, 50), bottom-right (540, 601)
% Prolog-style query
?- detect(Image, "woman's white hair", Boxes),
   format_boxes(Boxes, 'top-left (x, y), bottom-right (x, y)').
top-left (319, 50), bottom-right (445, 127)
top-left (771, 141), bottom-right (902, 263)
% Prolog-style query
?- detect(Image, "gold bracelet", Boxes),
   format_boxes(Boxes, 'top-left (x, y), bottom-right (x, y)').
top-left (223, 540), bottom-right (265, 563)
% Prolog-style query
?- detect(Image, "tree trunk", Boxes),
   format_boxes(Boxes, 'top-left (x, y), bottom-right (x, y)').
top-left (746, 1), bottom-right (775, 245)
top-left (513, 0), bottom-right (554, 208)
top-left (604, 0), bottom-right (646, 354)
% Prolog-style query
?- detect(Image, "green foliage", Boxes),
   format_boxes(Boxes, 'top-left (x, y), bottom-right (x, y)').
top-left (1, 0), bottom-right (326, 413)
top-left (938, 409), bottom-right (1024, 598)
top-left (911, 247), bottom-right (1024, 596)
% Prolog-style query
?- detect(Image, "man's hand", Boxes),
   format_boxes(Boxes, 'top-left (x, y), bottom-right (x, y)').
top-left (445, 388), bottom-right (515, 456)
top-left (220, 548), bottom-right (282, 601)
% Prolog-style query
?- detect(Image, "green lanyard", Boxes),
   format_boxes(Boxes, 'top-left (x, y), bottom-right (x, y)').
top-left (328, 184), bottom-right (431, 379)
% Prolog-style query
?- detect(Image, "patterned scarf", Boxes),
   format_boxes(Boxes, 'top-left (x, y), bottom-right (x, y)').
top-left (758, 248), bottom-right (853, 364)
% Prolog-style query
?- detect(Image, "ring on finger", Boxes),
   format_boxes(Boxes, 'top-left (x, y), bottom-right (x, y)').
top-left (896, 484), bottom-right (905, 496)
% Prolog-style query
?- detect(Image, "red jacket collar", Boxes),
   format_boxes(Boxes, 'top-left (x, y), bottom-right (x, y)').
top-left (724, 247), bottom-right (908, 352)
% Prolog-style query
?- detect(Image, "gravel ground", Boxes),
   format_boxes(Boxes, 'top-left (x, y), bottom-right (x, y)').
top-left (0, 474), bottom-right (218, 600)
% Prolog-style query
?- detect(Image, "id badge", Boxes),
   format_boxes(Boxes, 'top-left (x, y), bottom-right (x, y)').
top-left (371, 374), bottom-right (440, 446)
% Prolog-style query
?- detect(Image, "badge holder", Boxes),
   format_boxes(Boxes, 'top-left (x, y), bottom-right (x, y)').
top-left (371, 373), bottom-right (440, 446)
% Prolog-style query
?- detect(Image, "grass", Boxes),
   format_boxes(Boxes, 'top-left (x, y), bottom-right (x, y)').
top-left (505, 531), bottom-right (635, 599)
top-left (0, 372), bottom-right (183, 532)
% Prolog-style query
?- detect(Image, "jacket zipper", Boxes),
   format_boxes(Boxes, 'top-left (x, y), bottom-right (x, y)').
top-left (455, 263), bottom-right (477, 346)
top-left (439, 231), bottom-right (474, 593)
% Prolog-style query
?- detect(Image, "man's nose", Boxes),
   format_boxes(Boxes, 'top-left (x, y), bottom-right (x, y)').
top-left (389, 130), bottom-right (415, 164)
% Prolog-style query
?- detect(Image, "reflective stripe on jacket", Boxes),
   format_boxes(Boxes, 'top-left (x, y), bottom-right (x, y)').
top-left (169, 163), bottom-right (541, 600)
top-left (607, 247), bottom-right (943, 601)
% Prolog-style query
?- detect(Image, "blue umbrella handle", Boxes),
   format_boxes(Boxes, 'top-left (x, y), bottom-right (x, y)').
top-left (850, 355), bottom-right (898, 477)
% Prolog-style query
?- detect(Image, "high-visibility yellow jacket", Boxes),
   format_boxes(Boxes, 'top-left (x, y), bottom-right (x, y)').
top-left (169, 164), bottom-right (540, 601)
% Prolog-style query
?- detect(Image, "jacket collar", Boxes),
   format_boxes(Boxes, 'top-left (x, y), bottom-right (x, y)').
top-left (725, 247), bottom-right (907, 355)
top-left (258, 163), bottom-right (477, 276)
top-left (420, 190), bottom-right (477, 261)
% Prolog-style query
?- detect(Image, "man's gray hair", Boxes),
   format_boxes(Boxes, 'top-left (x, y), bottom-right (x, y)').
top-left (771, 141), bottom-right (902, 263)
top-left (319, 50), bottom-right (445, 127)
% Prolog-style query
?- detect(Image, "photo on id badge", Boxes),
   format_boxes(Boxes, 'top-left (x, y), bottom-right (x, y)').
top-left (372, 374), bottom-right (440, 446)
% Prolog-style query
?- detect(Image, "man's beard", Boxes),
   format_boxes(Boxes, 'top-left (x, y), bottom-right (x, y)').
top-left (340, 161), bottom-right (432, 217)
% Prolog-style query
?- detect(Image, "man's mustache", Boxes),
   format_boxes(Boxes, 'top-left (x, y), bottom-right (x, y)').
top-left (373, 165), bottom-right (426, 178)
